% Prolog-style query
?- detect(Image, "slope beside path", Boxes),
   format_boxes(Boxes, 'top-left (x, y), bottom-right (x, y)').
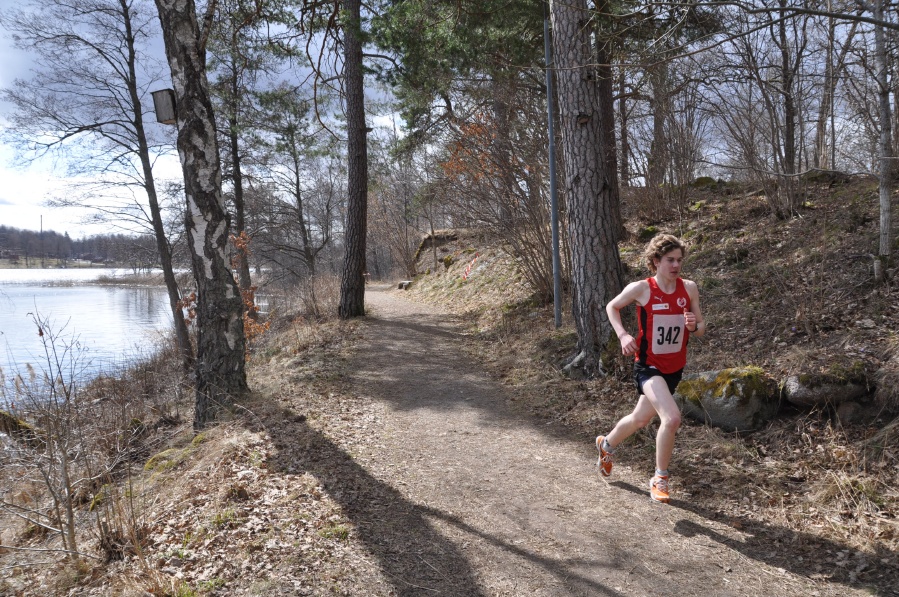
top-left (320, 285), bottom-right (870, 597)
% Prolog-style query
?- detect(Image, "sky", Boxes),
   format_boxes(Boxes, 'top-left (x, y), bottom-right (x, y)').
top-left (0, 9), bottom-right (112, 239)
top-left (0, 1), bottom-right (173, 239)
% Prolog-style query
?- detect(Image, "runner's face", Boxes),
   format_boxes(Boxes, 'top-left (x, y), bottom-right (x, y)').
top-left (654, 249), bottom-right (684, 280)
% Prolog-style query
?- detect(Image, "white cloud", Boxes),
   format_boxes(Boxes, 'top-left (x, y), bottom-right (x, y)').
top-left (0, 145), bottom-right (105, 238)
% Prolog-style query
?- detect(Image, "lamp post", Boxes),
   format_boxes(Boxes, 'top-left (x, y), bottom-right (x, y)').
top-left (544, 1), bottom-right (562, 328)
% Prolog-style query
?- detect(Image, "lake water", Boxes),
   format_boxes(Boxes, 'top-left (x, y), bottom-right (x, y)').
top-left (0, 269), bottom-right (173, 390)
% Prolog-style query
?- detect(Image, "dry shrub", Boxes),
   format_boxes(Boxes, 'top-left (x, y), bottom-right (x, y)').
top-left (874, 337), bottom-right (899, 412)
top-left (814, 471), bottom-right (885, 514)
top-left (623, 185), bottom-right (678, 223)
top-left (266, 274), bottom-right (341, 321)
top-left (0, 319), bottom-right (189, 573)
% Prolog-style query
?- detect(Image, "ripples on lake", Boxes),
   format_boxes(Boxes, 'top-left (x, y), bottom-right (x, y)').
top-left (0, 269), bottom-right (173, 399)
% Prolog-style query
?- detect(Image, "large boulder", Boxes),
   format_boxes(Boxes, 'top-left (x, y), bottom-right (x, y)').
top-left (674, 367), bottom-right (780, 432)
top-left (782, 373), bottom-right (869, 408)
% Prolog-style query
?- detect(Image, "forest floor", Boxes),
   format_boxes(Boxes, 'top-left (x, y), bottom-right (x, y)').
top-left (2, 176), bottom-right (899, 596)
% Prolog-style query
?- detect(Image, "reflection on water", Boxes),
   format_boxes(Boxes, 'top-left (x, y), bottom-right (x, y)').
top-left (0, 269), bottom-right (173, 389)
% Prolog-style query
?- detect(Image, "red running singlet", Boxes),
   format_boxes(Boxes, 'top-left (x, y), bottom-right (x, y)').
top-left (635, 277), bottom-right (691, 374)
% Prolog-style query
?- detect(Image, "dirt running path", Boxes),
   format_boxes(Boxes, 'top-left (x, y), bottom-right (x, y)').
top-left (342, 286), bottom-right (869, 597)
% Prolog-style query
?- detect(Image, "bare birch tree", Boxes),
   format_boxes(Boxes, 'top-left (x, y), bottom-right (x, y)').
top-left (153, 0), bottom-right (249, 427)
top-left (871, 0), bottom-right (892, 282)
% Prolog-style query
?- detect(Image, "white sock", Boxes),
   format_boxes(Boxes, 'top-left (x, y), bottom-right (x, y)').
top-left (601, 438), bottom-right (615, 454)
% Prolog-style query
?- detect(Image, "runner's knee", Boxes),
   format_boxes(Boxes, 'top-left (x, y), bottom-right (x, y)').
top-left (660, 411), bottom-right (681, 430)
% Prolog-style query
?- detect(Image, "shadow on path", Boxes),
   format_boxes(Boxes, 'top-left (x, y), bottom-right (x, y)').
top-left (611, 481), bottom-right (899, 596)
top-left (253, 402), bottom-right (485, 595)
top-left (253, 401), bottom-right (624, 596)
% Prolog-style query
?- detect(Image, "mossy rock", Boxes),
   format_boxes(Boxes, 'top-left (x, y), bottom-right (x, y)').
top-left (442, 255), bottom-right (455, 269)
top-left (691, 176), bottom-right (716, 187)
top-left (89, 484), bottom-right (112, 512)
top-left (688, 200), bottom-right (706, 212)
top-left (675, 366), bottom-right (779, 431)
top-left (638, 225), bottom-right (660, 241)
top-left (783, 364), bottom-right (871, 408)
top-left (0, 409), bottom-right (41, 448)
top-left (724, 247), bottom-right (750, 264)
top-left (144, 447), bottom-right (190, 472)
top-left (800, 169), bottom-right (851, 185)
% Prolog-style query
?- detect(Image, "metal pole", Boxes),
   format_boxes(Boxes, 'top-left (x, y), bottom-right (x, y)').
top-left (544, 1), bottom-right (562, 328)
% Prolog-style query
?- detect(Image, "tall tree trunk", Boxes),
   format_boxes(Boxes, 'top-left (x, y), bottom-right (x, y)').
top-left (595, 19), bottom-right (623, 240)
top-left (874, 0), bottom-right (892, 283)
top-left (121, 0), bottom-right (193, 370)
top-left (892, 75), bottom-right (899, 176)
top-left (228, 67), bottom-right (253, 294)
top-left (290, 139), bottom-right (317, 276)
top-left (154, 0), bottom-right (249, 428)
top-left (137, 141), bottom-right (194, 369)
top-left (550, 0), bottom-right (623, 377)
top-left (777, 0), bottom-right (798, 216)
top-left (647, 63), bottom-right (669, 195)
top-left (814, 15), bottom-right (835, 170)
top-left (338, 0), bottom-right (368, 319)
top-left (492, 78), bottom-right (516, 223)
top-left (814, 18), bottom-right (856, 171)
top-left (618, 68), bottom-right (630, 186)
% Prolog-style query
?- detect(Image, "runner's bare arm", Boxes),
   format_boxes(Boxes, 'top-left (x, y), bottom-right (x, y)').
top-left (683, 279), bottom-right (706, 337)
top-left (606, 281), bottom-right (649, 355)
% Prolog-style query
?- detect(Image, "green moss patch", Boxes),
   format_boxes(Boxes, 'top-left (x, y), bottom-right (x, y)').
top-left (677, 366), bottom-right (769, 405)
top-left (144, 447), bottom-right (192, 472)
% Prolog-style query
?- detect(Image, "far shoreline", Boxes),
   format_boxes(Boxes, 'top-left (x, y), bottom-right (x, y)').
top-left (0, 265), bottom-right (181, 287)
top-left (0, 257), bottom-right (143, 270)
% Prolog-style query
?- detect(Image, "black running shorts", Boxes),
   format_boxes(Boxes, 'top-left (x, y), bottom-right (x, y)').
top-left (633, 362), bottom-right (683, 397)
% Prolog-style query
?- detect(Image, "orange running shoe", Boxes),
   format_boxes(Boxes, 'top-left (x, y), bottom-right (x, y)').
top-left (649, 475), bottom-right (670, 503)
top-left (596, 436), bottom-right (613, 477)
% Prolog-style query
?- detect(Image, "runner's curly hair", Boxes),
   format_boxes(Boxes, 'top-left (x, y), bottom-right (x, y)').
top-left (642, 234), bottom-right (687, 274)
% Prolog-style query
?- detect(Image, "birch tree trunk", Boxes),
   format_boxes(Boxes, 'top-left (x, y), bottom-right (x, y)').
top-left (550, 0), bottom-right (623, 377)
top-left (154, 0), bottom-right (249, 427)
top-left (338, 0), bottom-right (369, 318)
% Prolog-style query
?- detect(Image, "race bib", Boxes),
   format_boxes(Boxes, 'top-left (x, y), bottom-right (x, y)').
top-left (651, 314), bottom-right (685, 354)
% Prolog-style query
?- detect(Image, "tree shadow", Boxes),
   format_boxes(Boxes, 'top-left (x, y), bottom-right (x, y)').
top-left (610, 481), bottom-right (899, 596)
top-left (254, 403), bottom-right (624, 596)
